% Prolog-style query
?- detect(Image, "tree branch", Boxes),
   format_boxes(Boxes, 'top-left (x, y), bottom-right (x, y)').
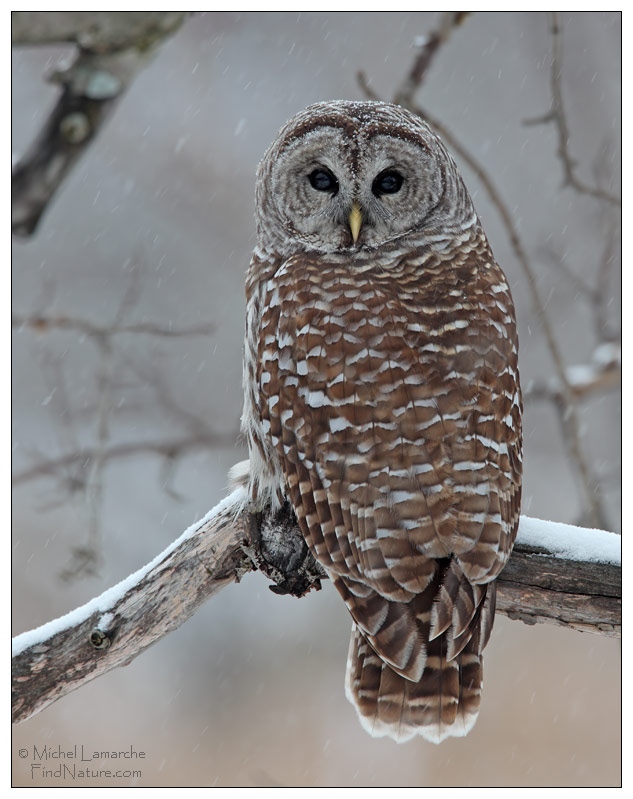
top-left (11, 11), bottom-right (185, 236)
top-left (12, 485), bottom-right (621, 725)
top-left (12, 270), bottom-right (223, 577)
top-left (12, 11), bottom-right (183, 50)
top-left (393, 12), bottom-right (469, 107)
top-left (12, 433), bottom-right (239, 487)
top-left (12, 313), bottom-right (215, 339)
top-left (524, 12), bottom-right (621, 207)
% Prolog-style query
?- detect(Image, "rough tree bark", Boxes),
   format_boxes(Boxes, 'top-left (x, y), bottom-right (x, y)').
top-left (12, 488), bottom-right (621, 725)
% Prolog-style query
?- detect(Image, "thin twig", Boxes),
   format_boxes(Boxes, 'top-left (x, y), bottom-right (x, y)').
top-left (592, 210), bottom-right (620, 343)
top-left (524, 12), bottom-right (620, 207)
top-left (14, 265), bottom-right (222, 577)
top-left (12, 314), bottom-right (215, 339)
top-left (394, 12), bottom-right (469, 107)
top-left (12, 433), bottom-right (240, 487)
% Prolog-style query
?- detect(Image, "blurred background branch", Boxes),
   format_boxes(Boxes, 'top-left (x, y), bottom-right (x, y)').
top-left (12, 257), bottom-right (232, 579)
top-left (12, 11), bottom-right (185, 236)
top-left (524, 12), bottom-right (621, 207)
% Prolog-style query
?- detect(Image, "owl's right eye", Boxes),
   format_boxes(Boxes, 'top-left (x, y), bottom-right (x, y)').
top-left (308, 168), bottom-right (339, 194)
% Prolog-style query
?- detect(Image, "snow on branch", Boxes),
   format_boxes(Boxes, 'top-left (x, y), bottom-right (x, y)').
top-left (12, 483), bottom-right (621, 725)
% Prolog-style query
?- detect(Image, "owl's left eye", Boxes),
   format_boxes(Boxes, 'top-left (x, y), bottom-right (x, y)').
top-left (372, 170), bottom-right (404, 196)
top-left (308, 168), bottom-right (339, 194)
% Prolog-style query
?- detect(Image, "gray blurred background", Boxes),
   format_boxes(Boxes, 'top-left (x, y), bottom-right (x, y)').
top-left (12, 11), bottom-right (620, 787)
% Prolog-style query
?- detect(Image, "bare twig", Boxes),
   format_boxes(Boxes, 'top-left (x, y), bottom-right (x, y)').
top-left (11, 12), bottom-right (185, 236)
top-left (394, 12), bottom-right (469, 107)
top-left (12, 433), bottom-right (239, 487)
top-left (13, 270), bottom-right (220, 578)
top-left (524, 12), bottom-right (620, 207)
top-left (12, 313), bottom-right (215, 340)
top-left (540, 224), bottom-right (620, 347)
top-left (13, 306), bottom-right (239, 495)
top-left (541, 247), bottom-right (596, 300)
top-left (12, 488), bottom-right (621, 725)
top-left (592, 210), bottom-right (620, 343)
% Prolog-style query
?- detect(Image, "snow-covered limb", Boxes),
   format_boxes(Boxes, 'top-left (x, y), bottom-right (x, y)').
top-left (12, 490), bottom-right (621, 724)
top-left (12, 488), bottom-right (248, 659)
top-left (515, 516), bottom-right (620, 565)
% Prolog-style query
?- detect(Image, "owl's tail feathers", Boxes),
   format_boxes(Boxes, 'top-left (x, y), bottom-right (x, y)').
top-left (345, 625), bottom-right (483, 744)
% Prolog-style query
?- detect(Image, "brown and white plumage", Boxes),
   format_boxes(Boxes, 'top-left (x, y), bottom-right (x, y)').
top-left (241, 101), bottom-right (522, 743)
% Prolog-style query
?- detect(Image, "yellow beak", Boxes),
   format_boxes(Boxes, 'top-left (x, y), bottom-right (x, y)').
top-left (348, 203), bottom-right (362, 243)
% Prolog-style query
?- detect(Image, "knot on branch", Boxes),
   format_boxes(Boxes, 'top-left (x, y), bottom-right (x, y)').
top-left (59, 112), bottom-right (91, 144)
top-left (89, 628), bottom-right (112, 649)
top-left (88, 612), bottom-right (117, 650)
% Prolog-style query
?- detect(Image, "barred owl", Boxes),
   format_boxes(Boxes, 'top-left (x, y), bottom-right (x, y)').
top-left (240, 101), bottom-right (522, 743)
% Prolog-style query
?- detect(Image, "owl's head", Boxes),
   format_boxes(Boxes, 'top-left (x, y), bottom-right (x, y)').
top-left (254, 100), bottom-right (475, 257)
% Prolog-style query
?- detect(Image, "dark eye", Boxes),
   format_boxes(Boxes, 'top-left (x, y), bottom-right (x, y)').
top-left (372, 170), bottom-right (404, 196)
top-left (308, 168), bottom-right (339, 194)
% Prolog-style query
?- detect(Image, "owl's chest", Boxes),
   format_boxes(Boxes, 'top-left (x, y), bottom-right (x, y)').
top-left (257, 265), bottom-right (482, 400)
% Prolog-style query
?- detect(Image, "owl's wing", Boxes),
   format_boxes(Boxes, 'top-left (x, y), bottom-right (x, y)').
top-left (257, 249), bottom-right (521, 687)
